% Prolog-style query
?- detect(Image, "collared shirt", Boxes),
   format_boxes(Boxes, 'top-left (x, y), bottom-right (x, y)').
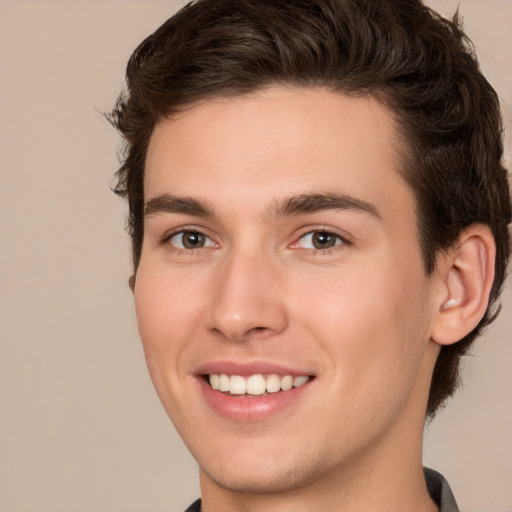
top-left (183, 467), bottom-right (460, 512)
top-left (424, 467), bottom-right (460, 512)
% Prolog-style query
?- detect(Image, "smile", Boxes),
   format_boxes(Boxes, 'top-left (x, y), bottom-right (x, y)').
top-left (208, 373), bottom-right (310, 396)
top-left (196, 365), bottom-right (315, 421)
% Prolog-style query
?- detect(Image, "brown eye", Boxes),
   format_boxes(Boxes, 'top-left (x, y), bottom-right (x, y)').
top-left (170, 230), bottom-right (213, 249)
top-left (312, 231), bottom-right (338, 249)
top-left (297, 231), bottom-right (343, 250)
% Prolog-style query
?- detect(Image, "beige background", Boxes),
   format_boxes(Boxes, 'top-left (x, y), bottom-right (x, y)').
top-left (0, 1), bottom-right (510, 511)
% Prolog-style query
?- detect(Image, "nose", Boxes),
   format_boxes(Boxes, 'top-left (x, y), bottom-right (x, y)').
top-left (206, 249), bottom-right (288, 342)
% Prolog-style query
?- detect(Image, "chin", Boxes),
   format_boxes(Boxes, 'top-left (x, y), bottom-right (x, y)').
top-left (201, 461), bottom-right (316, 495)
top-left (195, 440), bottom-right (333, 496)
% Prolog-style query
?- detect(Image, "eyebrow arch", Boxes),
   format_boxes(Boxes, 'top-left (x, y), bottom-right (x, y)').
top-left (272, 192), bottom-right (382, 220)
top-left (144, 194), bottom-right (214, 218)
top-left (144, 192), bottom-right (382, 220)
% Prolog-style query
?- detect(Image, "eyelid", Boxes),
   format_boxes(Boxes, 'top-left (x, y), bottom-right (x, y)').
top-left (157, 224), bottom-right (352, 253)
top-left (290, 227), bottom-right (352, 252)
top-left (160, 226), bottom-right (219, 250)
top-left (293, 225), bottom-right (352, 242)
top-left (171, 232), bottom-right (216, 249)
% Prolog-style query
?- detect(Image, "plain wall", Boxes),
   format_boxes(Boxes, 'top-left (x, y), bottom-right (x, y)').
top-left (0, 1), bottom-right (510, 511)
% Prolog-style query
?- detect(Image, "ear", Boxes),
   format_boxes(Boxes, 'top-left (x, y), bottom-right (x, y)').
top-left (430, 224), bottom-right (496, 346)
top-left (128, 275), bottom-right (136, 293)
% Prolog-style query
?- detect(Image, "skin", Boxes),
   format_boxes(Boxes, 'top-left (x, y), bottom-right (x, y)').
top-left (134, 87), bottom-right (459, 512)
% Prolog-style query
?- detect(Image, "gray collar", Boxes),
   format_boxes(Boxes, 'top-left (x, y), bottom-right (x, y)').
top-left (424, 467), bottom-right (460, 512)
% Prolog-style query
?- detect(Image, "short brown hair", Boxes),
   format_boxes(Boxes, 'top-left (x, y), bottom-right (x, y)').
top-left (109, 0), bottom-right (511, 417)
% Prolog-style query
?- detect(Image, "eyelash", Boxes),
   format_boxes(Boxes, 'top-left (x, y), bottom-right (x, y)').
top-left (160, 227), bottom-right (351, 256)
top-left (161, 228), bottom-right (216, 255)
top-left (292, 228), bottom-right (351, 256)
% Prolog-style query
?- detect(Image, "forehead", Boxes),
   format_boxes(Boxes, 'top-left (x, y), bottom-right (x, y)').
top-left (144, 87), bottom-right (413, 224)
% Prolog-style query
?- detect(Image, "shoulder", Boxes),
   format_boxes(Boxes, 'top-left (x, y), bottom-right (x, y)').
top-left (424, 467), bottom-right (460, 512)
top-left (183, 498), bottom-right (201, 512)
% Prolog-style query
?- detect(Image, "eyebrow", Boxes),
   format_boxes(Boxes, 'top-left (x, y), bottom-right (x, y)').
top-left (144, 191), bottom-right (382, 220)
top-left (144, 194), bottom-right (214, 217)
top-left (272, 192), bottom-right (382, 220)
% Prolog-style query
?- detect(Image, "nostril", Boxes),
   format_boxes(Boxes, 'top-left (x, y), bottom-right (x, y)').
top-left (247, 326), bottom-right (269, 336)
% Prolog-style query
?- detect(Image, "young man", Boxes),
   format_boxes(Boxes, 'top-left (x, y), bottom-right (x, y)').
top-left (110, 1), bottom-right (511, 510)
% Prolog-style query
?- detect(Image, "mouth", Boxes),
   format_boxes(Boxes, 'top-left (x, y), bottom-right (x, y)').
top-left (206, 373), bottom-right (311, 397)
top-left (195, 362), bottom-right (315, 421)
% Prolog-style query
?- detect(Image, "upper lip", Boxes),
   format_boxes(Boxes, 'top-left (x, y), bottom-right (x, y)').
top-left (195, 360), bottom-right (315, 377)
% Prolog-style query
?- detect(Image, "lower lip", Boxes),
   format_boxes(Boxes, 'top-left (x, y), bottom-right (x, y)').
top-left (197, 377), bottom-right (313, 422)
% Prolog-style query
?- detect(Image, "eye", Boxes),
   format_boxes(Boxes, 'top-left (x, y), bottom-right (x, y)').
top-left (296, 230), bottom-right (344, 250)
top-left (169, 230), bottom-right (215, 250)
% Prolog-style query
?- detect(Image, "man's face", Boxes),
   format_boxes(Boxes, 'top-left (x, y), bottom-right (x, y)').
top-left (135, 87), bottom-right (440, 494)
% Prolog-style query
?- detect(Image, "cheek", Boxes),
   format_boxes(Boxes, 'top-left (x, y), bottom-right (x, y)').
top-left (133, 265), bottom-right (204, 377)
top-left (294, 256), bottom-right (432, 387)
top-left (132, 265), bottom-right (210, 424)
top-left (135, 262), bottom-right (199, 332)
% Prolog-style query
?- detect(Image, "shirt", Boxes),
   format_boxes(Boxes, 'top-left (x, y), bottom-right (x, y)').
top-left (183, 467), bottom-right (460, 512)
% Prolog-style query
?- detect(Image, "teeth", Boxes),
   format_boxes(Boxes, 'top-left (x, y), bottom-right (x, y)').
top-left (208, 373), bottom-right (310, 396)
top-left (293, 376), bottom-right (309, 387)
top-left (246, 374), bottom-right (266, 395)
top-left (229, 375), bottom-right (246, 395)
top-left (219, 374), bottom-right (230, 392)
top-left (209, 374), bottom-right (220, 390)
top-left (280, 375), bottom-right (293, 391)
top-left (266, 374), bottom-right (281, 393)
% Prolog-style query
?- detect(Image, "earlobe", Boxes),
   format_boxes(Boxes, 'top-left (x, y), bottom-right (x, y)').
top-left (431, 224), bottom-right (496, 346)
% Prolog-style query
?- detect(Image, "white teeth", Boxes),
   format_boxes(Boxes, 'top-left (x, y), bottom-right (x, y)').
top-left (209, 374), bottom-right (220, 390)
top-left (280, 375), bottom-right (293, 391)
top-left (218, 374), bottom-right (230, 392)
top-left (293, 376), bottom-right (309, 387)
top-left (208, 373), bottom-right (310, 396)
top-left (229, 375), bottom-right (246, 395)
top-left (266, 374), bottom-right (281, 393)
top-left (246, 374), bottom-right (266, 395)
